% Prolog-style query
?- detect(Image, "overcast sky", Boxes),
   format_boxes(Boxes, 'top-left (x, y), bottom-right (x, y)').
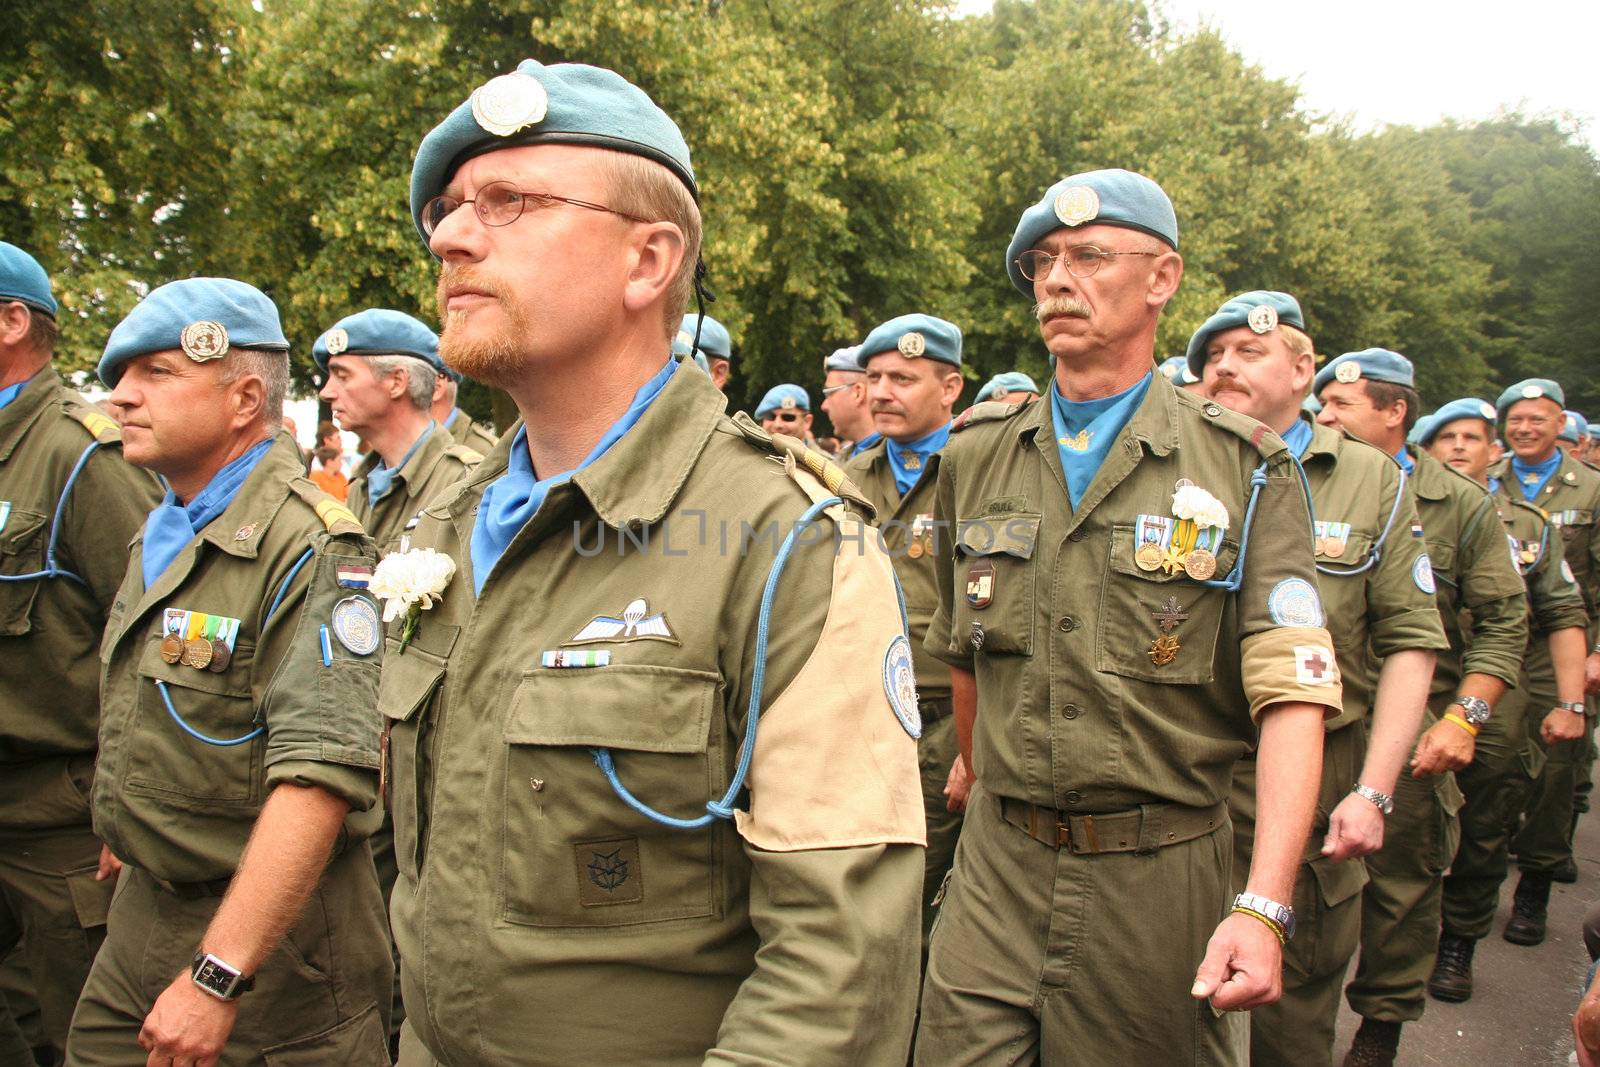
top-left (957, 0), bottom-right (1599, 151)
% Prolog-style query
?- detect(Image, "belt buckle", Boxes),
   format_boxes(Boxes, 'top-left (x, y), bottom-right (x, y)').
top-left (1055, 820), bottom-right (1072, 849)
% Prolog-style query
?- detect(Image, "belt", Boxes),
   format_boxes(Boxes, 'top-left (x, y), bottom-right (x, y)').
top-left (920, 696), bottom-right (952, 725)
top-left (998, 796), bottom-right (1227, 855)
top-left (150, 874), bottom-right (233, 900)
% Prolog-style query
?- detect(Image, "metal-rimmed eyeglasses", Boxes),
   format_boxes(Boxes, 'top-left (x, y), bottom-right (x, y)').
top-left (421, 180), bottom-right (650, 236)
top-left (1015, 244), bottom-right (1158, 281)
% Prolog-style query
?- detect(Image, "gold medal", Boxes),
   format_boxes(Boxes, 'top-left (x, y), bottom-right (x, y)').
top-left (1135, 542), bottom-right (1164, 571)
top-left (181, 637), bottom-right (214, 670)
top-left (159, 633), bottom-right (184, 664)
top-left (207, 641), bottom-right (232, 673)
top-left (1149, 634), bottom-right (1181, 666)
top-left (1520, 547), bottom-right (1537, 565)
top-left (907, 539), bottom-right (925, 559)
top-left (1314, 537), bottom-right (1327, 557)
top-left (1184, 549), bottom-right (1217, 581)
top-left (1324, 539), bottom-right (1345, 559)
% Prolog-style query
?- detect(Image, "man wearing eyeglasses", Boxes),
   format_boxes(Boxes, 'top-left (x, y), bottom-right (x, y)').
top-left (1313, 352), bottom-right (1528, 1066)
top-left (914, 169), bottom-right (1340, 1065)
top-left (819, 346), bottom-right (878, 457)
top-left (754, 383), bottom-right (816, 444)
top-left (387, 60), bottom-right (925, 1065)
top-left (1191, 311), bottom-right (1447, 1067)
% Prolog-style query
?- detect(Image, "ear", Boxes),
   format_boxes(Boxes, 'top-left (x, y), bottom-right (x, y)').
top-left (228, 370), bottom-right (267, 430)
top-left (939, 370), bottom-right (965, 409)
top-left (432, 372), bottom-right (449, 404)
top-left (1145, 250), bottom-right (1184, 308)
top-left (387, 366), bottom-right (410, 401)
top-left (801, 413), bottom-right (814, 434)
top-left (621, 222), bottom-right (686, 315)
top-left (0, 302), bottom-right (32, 348)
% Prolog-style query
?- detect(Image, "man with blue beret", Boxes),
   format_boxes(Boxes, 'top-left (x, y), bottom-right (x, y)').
top-left (844, 313), bottom-right (967, 943)
top-left (819, 345), bottom-right (878, 457)
top-left (0, 242), bottom-right (159, 1062)
top-left (1486, 377), bottom-right (1600, 947)
top-left (66, 278), bottom-right (392, 1063)
top-left (973, 370), bottom-right (1040, 406)
top-left (1158, 354), bottom-right (1202, 390)
top-left (671, 325), bottom-right (712, 375)
top-left (1314, 350), bottom-right (1530, 1065)
top-left (680, 312), bottom-right (733, 391)
top-left (916, 168), bottom-right (1341, 1065)
top-left (428, 363), bottom-right (499, 454)
top-left (1417, 399), bottom-right (1588, 1005)
top-left (393, 58), bottom-right (924, 1065)
top-left (754, 382), bottom-right (815, 442)
top-left (1192, 296), bottom-right (1447, 1067)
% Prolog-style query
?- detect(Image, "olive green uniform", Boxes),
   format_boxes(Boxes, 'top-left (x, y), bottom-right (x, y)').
top-left (1346, 448), bottom-right (1527, 1023)
top-left (386, 365), bottom-right (926, 1066)
top-left (0, 371), bottom-right (159, 1054)
top-left (846, 434), bottom-right (963, 941)
top-left (1490, 453), bottom-right (1600, 874)
top-left (1442, 497), bottom-right (1586, 938)
top-left (914, 381), bottom-right (1344, 1066)
top-left (1232, 423), bottom-right (1446, 1067)
top-left (444, 408), bottom-right (497, 455)
top-left (65, 433), bottom-right (392, 1065)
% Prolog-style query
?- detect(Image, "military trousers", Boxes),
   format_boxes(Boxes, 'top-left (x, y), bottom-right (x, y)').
top-left (918, 706), bottom-right (964, 946)
top-left (0, 756), bottom-right (114, 1056)
top-left (369, 818), bottom-right (404, 1050)
top-left (1229, 723), bottom-right (1367, 1067)
top-left (913, 785), bottom-right (1245, 1066)
top-left (65, 843), bottom-right (392, 1066)
top-left (1514, 710), bottom-right (1595, 874)
top-left (1346, 718), bottom-right (1462, 1023)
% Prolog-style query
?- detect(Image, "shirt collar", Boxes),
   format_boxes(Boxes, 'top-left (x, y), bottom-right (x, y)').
top-left (0, 368), bottom-right (61, 462)
top-left (1018, 369), bottom-right (1181, 458)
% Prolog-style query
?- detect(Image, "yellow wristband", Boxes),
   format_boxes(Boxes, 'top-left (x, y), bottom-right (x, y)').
top-left (1231, 906), bottom-right (1286, 945)
top-left (1443, 712), bottom-right (1479, 738)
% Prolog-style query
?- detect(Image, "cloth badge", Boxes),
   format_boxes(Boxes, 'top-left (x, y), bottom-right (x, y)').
top-left (471, 72), bottom-right (549, 137)
top-left (898, 332), bottom-right (926, 358)
top-left (1268, 578), bottom-right (1324, 628)
top-left (1412, 554), bottom-right (1436, 595)
top-left (1563, 559), bottom-right (1577, 585)
top-left (1294, 645), bottom-right (1337, 686)
top-left (325, 328), bottom-right (349, 356)
top-left (576, 837), bottom-right (642, 907)
top-left (1410, 522), bottom-right (1424, 538)
top-left (1247, 304), bottom-right (1278, 333)
top-left (1054, 185), bottom-right (1100, 226)
top-left (331, 596), bottom-right (381, 656)
top-left (336, 564), bottom-right (374, 589)
top-left (180, 320), bottom-right (229, 362)
top-left (882, 634), bottom-right (921, 739)
top-left (542, 649), bottom-right (612, 668)
top-left (966, 558), bottom-right (995, 608)
top-left (0, 501), bottom-right (9, 534)
top-left (1334, 361), bottom-right (1361, 384)
top-left (569, 597), bottom-right (675, 644)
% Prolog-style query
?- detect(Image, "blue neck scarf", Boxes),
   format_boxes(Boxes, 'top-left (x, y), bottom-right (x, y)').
top-left (0, 378), bottom-right (30, 411)
top-left (1511, 450), bottom-right (1562, 500)
top-left (1394, 446), bottom-right (1415, 474)
top-left (851, 431), bottom-right (881, 457)
top-left (1281, 418), bottom-right (1314, 458)
top-left (1049, 372), bottom-right (1152, 509)
top-left (141, 437), bottom-right (275, 589)
top-left (470, 358), bottom-right (677, 595)
top-left (367, 422), bottom-right (435, 507)
top-left (885, 423), bottom-right (950, 497)
top-left (444, 406), bottom-right (462, 430)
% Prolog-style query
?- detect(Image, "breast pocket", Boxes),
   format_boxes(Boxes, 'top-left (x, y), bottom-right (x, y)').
top-left (952, 512), bottom-right (1040, 656)
top-left (376, 642), bottom-right (446, 881)
top-left (0, 507), bottom-right (48, 636)
top-left (498, 664), bottom-right (727, 929)
top-left (129, 637), bottom-right (263, 809)
top-left (1096, 523), bottom-right (1235, 685)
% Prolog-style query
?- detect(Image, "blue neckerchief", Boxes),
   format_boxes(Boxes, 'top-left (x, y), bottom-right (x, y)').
top-left (470, 358), bottom-right (676, 595)
top-left (1511, 451), bottom-right (1561, 501)
top-left (367, 422), bottom-right (435, 507)
top-left (141, 437), bottom-right (274, 589)
top-left (1281, 418), bottom-right (1314, 458)
top-left (851, 432), bottom-right (881, 457)
top-left (1394, 446), bottom-right (1415, 474)
top-left (444, 406), bottom-right (462, 430)
top-left (0, 378), bottom-right (29, 411)
top-left (885, 423), bottom-right (950, 497)
top-left (1488, 475), bottom-right (1501, 494)
top-left (1049, 372), bottom-right (1152, 509)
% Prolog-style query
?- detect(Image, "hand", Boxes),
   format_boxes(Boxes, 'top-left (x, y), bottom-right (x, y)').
top-left (139, 972), bottom-right (240, 1067)
top-left (1576, 975), bottom-right (1600, 1067)
top-left (1190, 911), bottom-right (1283, 1011)
top-left (1543, 708), bottom-right (1587, 746)
top-left (1585, 652), bottom-right (1600, 696)
top-left (1410, 719), bottom-right (1475, 777)
top-left (1322, 793), bottom-right (1385, 861)
top-left (943, 757), bottom-right (972, 813)
top-left (97, 843), bottom-right (123, 882)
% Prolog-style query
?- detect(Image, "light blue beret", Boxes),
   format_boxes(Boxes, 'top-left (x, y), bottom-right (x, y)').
top-left (1303, 393), bottom-right (1322, 415)
top-left (669, 330), bottom-right (711, 374)
top-left (1185, 291), bottom-right (1309, 377)
top-left (312, 308), bottom-right (442, 372)
top-left (1589, 422), bottom-right (1600, 438)
top-left (1495, 378), bottom-right (1565, 415)
top-left (824, 346), bottom-right (863, 374)
top-left (1158, 355), bottom-right (1199, 386)
top-left (410, 60), bottom-right (695, 244)
top-left (975, 371), bottom-right (1040, 403)
top-left (858, 313), bottom-right (962, 369)
top-left (1313, 348), bottom-right (1414, 396)
top-left (1005, 169), bottom-right (1178, 296)
top-left (677, 313), bottom-right (731, 362)
top-left (755, 383), bottom-right (810, 418)
top-left (0, 242), bottom-right (56, 317)
top-left (99, 278), bottom-right (288, 387)
top-left (1407, 416), bottom-right (1431, 447)
top-left (1417, 397), bottom-right (1497, 445)
top-left (1561, 409), bottom-right (1587, 444)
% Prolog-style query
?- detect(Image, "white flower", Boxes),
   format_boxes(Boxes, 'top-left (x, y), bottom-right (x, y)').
top-left (1171, 484), bottom-right (1230, 532)
top-left (370, 548), bottom-right (456, 623)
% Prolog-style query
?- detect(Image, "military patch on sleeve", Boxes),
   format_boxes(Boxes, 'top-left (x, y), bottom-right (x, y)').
top-left (331, 596), bottom-right (381, 656)
top-left (1267, 578), bottom-right (1324, 628)
top-left (1294, 645), bottom-right (1337, 686)
top-left (1412, 554), bottom-right (1437, 595)
top-left (1562, 559), bottom-right (1577, 586)
top-left (575, 837), bottom-right (642, 907)
top-left (883, 635), bottom-right (922, 739)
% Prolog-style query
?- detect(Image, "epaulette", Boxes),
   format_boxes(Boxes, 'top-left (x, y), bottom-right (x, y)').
top-left (952, 398), bottom-right (1031, 432)
top-left (61, 393), bottom-right (122, 445)
top-left (287, 478), bottom-right (366, 536)
top-left (1177, 391), bottom-right (1289, 461)
top-left (444, 442), bottom-right (484, 467)
top-left (726, 411), bottom-right (873, 512)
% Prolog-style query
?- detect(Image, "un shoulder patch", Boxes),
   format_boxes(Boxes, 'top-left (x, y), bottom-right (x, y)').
top-left (883, 634), bottom-right (921, 739)
top-left (1413, 554), bottom-right (1437, 595)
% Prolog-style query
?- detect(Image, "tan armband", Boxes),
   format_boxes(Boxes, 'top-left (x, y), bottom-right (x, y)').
top-left (1240, 626), bottom-right (1343, 721)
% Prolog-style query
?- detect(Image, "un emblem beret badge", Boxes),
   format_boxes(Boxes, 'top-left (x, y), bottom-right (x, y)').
top-left (180, 320), bottom-right (230, 363)
top-left (898, 331), bottom-right (927, 358)
top-left (1054, 185), bottom-right (1100, 227)
top-left (325, 327), bottom-right (349, 356)
top-left (1478, 401), bottom-right (1496, 419)
top-left (1522, 384), bottom-right (1544, 400)
top-left (779, 396), bottom-right (797, 410)
top-left (471, 72), bottom-right (549, 138)
top-left (1247, 304), bottom-right (1278, 334)
top-left (1335, 361), bottom-right (1361, 384)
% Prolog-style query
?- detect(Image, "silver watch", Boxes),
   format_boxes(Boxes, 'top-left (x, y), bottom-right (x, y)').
top-left (1232, 892), bottom-right (1295, 941)
top-left (1352, 782), bottom-right (1394, 815)
top-left (1556, 700), bottom-right (1588, 717)
top-left (190, 952), bottom-right (253, 1001)
top-left (1452, 695), bottom-right (1492, 726)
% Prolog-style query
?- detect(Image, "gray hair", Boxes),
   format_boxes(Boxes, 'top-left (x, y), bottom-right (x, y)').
top-left (219, 348), bottom-right (290, 424)
top-left (368, 354), bottom-right (438, 412)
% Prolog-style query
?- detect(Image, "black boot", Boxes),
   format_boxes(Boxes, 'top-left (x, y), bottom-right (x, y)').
top-left (1426, 933), bottom-right (1476, 1001)
top-left (1342, 1018), bottom-right (1401, 1067)
top-left (1503, 871), bottom-right (1553, 945)
top-left (1554, 855), bottom-right (1579, 884)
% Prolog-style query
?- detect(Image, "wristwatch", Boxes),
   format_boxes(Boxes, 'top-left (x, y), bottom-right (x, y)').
top-left (1352, 782), bottom-right (1394, 815)
top-left (190, 952), bottom-right (254, 1001)
top-left (1452, 695), bottom-right (1492, 726)
top-left (1556, 700), bottom-right (1588, 717)
top-left (1232, 892), bottom-right (1295, 941)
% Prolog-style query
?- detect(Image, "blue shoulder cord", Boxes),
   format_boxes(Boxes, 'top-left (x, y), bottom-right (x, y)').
top-left (0, 441), bottom-right (97, 585)
top-left (155, 546), bottom-right (314, 748)
top-left (592, 495), bottom-right (843, 829)
top-left (1189, 462), bottom-right (1269, 594)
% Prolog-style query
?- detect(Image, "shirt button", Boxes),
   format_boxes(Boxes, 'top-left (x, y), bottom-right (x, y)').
top-left (1068, 528), bottom-right (1086, 542)
top-left (1061, 704), bottom-right (1080, 720)
top-left (1064, 790), bottom-right (1083, 805)
top-left (1058, 616), bottom-right (1078, 632)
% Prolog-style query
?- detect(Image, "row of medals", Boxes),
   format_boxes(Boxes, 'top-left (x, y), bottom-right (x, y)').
top-left (160, 631), bottom-right (231, 673)
top-left (1134, 536), bottom-right (1217, 581)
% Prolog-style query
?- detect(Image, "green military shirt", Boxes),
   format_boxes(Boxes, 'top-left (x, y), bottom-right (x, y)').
top-left (347, 423), bottom-right (480, 556)
top-left (845, 432), bottom-right (949, 696)
top-left (0, 371), bottom-right (159, 822)
top-left (93, 434), bottom-right (383, 884)
top-left (445, 407), bottom-right (498, 454)
top-left (382, 364), bottom-right (924, 1066)
top-left (1500, 498), bottom-right (1589, 637)
top-left (1301, 425), bottom-right (1447, 730)
top-left (1491, 452), bottom-right (1600, 635)
top-left (926, 376), bottom-right (1343, 813)
top-left (1408, 448), bottom-right (1527, 705)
